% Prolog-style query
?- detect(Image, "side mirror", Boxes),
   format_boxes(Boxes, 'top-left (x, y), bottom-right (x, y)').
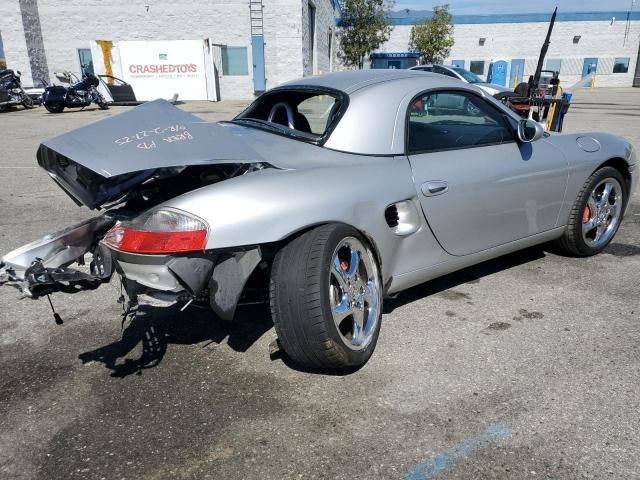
top-left (16, 70), bottom-right (22, 76)
top-left (517, 119), bottom-right (544, 143)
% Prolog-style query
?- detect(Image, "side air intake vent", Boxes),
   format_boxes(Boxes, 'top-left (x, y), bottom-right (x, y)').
top-left (384, 205), bottom-right (399, 228)
top-left (384, 200), bottom-right (421, 236)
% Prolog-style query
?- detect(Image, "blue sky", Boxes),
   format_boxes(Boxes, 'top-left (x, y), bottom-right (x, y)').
top-left (392, 0), bottom-right (636, 14)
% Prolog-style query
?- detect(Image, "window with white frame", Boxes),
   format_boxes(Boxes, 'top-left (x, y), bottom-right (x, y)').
top-left (613, 57), bottom-right (630, 73)
top-left (545, 58), bottom-right (562, 73)
top-left (222, 47), bottom-right (248, 76)
top-left (469, 60), bottom-right (485, 75)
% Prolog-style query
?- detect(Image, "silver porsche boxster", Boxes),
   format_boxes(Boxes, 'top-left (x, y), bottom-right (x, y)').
top-left (1, 70), bottom-right (637, 370)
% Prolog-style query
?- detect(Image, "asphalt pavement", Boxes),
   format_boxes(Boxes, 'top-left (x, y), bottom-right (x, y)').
top-left (0, 88), bottom-right (639, 480)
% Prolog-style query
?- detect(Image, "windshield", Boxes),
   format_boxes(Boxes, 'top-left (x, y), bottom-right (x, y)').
top-left (233, 88), bottom-right (346, 144)
top-left (452, 67), bottom-right (483, 84)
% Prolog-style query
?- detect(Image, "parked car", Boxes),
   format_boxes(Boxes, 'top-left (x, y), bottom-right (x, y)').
top-left (1, 70), bottom-right (636, 370)
top-left (410, 64), bottom-right (511, 96)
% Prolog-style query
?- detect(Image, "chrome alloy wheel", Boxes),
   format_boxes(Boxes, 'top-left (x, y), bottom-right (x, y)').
top-left (329, 237), bottom-right (381, 351)
top-left (581, 177), bottom-right (623, 248)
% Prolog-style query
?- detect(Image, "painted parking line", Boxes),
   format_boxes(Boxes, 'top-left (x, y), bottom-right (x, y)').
top-left (406, 423), bottom-right (512, 480)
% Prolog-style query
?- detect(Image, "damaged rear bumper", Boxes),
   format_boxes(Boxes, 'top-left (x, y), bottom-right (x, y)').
top-left (112, 247), bottom-right (262, 320)
top-left (0, 215), bottom-right (116, 298)
top-left (1, 216), bottom-right (263, 321)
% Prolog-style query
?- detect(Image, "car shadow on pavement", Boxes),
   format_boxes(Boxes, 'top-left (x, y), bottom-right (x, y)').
top-left (78, 303), bottom-right (272, 378)
top-left (77, 241), bottom-right (633, 378)
top-left (384, 245), bottom-right (547, 313)
top-left (603, 242), bottom-right (640, 257)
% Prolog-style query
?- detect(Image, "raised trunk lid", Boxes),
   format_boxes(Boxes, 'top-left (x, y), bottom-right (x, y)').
top-left (37, 99), bottom-right (264, 209)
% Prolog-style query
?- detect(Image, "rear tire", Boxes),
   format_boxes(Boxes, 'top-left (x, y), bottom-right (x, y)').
top-left (45, 102), bottom-right (64, 113)
top-left (555, 166), bottom-right (627, 256)
top-left (22, 96), bottom-right (35, 109)
top-left (97, 96), bottom-right (109, 110)
top-left (270, 223), bottom-right (383, 370)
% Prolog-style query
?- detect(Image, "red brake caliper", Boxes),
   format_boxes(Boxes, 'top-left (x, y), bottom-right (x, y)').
top-left (582, 204), bottom-right (592, 224)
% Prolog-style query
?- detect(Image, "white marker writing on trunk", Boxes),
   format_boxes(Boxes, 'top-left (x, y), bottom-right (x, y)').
top-left (114, 124), bottom-right (187, 146)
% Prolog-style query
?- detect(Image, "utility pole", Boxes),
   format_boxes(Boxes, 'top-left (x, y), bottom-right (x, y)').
top-left (623, 0), bottom-right (635, 46)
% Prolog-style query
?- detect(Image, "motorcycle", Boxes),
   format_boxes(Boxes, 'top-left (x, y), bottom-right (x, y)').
top-left (41, 71), bottom-right (109, 113)
top-left (0, 69), bottom-right (35, 112)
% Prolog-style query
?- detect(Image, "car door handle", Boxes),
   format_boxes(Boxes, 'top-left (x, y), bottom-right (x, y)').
top-left (421, 181), bottom-right (449, 197)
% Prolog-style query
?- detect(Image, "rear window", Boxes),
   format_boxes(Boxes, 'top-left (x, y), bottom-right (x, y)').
top-left (233, 88), bottom-right (346, 143)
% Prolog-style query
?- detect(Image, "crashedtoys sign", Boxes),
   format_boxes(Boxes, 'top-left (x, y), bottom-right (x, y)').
top-left (128, 63), bottom-right (198, 74)
top-left (91, 40), bottom-right (208, 101)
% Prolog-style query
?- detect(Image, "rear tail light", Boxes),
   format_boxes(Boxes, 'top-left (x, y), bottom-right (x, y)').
top-left (102, 209), bottom-right (208, 254)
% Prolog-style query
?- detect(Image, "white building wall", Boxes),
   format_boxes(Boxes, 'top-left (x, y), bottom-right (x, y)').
top-left (0, 0), bottom-right (336, 98)
top-left (377, 19), bottom-right (640, 88)
top-left (264, 0), bottom-right (305, 88)
top-left (35, 0), bottom-right (256, 99)
top-left (264, 0), bottom-right (335, 86)
top-left (0, 2), bottom-right (33, 84)
top-left (301, 0), bottom-right (336, 76)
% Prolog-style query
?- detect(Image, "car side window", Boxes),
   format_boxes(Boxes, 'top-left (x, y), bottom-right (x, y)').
top-left (407, 91), bottom-right (514, 154)
top-left (433, 66), bottom-right (457, 79)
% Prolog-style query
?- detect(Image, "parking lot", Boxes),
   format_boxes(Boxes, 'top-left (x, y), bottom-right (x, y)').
top-left (0, 89), bottom-right (639, 480)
